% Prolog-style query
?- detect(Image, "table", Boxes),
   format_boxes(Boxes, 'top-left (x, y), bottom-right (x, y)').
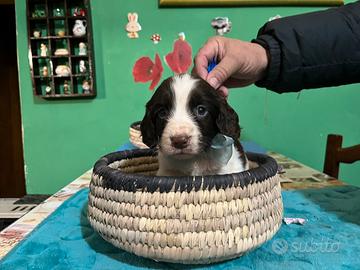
top-left (0, 150), bottom-right (344, 260)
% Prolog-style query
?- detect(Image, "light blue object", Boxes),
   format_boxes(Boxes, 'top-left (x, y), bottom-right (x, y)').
top-left (209, 134), bottom-right (234, 165)
top-left (1, 186), bottom-right (360, 269)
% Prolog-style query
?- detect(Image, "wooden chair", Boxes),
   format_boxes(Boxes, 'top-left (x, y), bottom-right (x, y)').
top-left (323, 134), bottom-right (360, 179)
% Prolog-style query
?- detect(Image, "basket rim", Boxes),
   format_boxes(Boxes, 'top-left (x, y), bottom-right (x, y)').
top-left (130, 121), bottom-right (141, 130)
top-left (92, 149), bottom-right (278, 193)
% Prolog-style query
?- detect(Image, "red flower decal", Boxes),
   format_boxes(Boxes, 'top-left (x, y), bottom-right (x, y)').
top-left (132, 53), bottom-right (163, 90)
top-left (165, 39), bottom-right (192, 74)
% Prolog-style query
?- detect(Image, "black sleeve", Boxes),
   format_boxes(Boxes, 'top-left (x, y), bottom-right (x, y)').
top-left (252, 1), bottom-right (360, 93)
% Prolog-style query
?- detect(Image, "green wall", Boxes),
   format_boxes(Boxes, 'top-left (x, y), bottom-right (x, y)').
top-left (15, 0), bottom-right (359, 194)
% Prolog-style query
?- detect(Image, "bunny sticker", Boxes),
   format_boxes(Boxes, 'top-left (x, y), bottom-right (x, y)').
top-left (126, 12), bottom-right (141, 39)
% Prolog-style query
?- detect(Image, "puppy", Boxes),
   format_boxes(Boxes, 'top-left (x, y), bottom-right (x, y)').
top-left (140, 74), bottom-right (248, 176)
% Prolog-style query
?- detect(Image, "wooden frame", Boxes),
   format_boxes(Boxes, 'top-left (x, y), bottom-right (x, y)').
top-left (159, 0), bottom-right (343, 7)
top-left (26, 0), bottom-right (96, 99)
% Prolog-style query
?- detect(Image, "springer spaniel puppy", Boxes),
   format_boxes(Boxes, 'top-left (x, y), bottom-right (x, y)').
top-left (140, 74), bottom-right (248, 176)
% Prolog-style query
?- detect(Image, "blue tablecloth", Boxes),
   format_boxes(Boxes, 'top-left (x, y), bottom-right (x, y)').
top-left (1, 186), bottom-right (359, 270)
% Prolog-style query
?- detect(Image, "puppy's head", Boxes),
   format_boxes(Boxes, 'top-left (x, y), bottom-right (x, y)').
top-left (141, 74), bottom-right (240, 158)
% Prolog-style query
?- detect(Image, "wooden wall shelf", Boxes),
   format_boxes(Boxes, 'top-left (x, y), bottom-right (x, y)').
top-left (27, 0), bottom-right (96, 99)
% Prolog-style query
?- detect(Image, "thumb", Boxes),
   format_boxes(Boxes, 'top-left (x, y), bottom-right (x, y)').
top-left (206, 56), bottom-right (238, 89)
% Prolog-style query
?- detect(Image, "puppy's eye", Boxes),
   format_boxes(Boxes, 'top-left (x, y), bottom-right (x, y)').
top-left (157, 108), bottom-right (168, 119)
top-left (195, 105), bottom-right (208, 117)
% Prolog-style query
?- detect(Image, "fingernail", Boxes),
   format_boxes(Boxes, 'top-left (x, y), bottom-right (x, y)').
top-left (208, 77), bottom-right (219, 88)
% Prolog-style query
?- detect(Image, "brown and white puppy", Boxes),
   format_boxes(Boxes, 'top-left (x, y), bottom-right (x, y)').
top-left (141, 74), bottom-right (248, 176)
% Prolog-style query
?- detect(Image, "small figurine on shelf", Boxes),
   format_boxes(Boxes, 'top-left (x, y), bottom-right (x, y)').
top-left (126, 13), bottom-right (141, 39)
top-left (42, 66), bottom-right (48, 77)
top-left (79, 42), bottom-right (87, 55)
top-left (40, 43), bottom-right (48, 57)
top-left (82, 80), bottom-right (91, 94)
top-left (45, 85), bottom-right (52, 95)
top-left (54, 48), bottom-right (69, 56)
top-left (73, 7), bottom-right (86, 17)
top-left (57, 30), bottom-right (65, 37)
top-left (32, 9), bottom-right (45, 18)
top-left (73, 20), bottom-right (87, 37)
top-left (64, 80), bottom-right (70, 94)
top-left (55, 65), bottom-right (71, 76)
top-left (79, 60), bottom-right (86, 74)
top-left (55, 8), bottom-right (64, 17)
top-left (33, 30), bottom-right (41, 38)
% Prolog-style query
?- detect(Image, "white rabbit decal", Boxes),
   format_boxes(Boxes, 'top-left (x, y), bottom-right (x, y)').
top-left (126, 12), bottom-right (141, 39)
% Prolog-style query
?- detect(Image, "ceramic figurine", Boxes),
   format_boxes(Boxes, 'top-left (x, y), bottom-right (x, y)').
top-left (54, 48), bottom-right (69, 56)
top-left (150, 33), bottom-right (161, 44)
top-left (32, 9), bottom-right (45, 18)
top-left (211, 17), bottom-right (232, 36)
top-left (33, 30), bottom-right (41, 38)
top-left (79, 42), bottom-right (87, 55)
top-left (42, 66), bottom-right (48, 77)
top-left (72, 20), bottom-right (87, 37)
top-left (79, 60), bottom-right (86, 73)
top-left (126, 13), bottom-right (141, 39)
top-left (55, 8), bottom-right (63, 17)
top-left (82, 80), bottom-right (90, 94)
top-left (57, 30), bottom-right (65, 37)
top-left (55, 65), bottom-right (71, 76)
top-left (64, 80), bottom-right (70, 94)
top-left (73, 7), bottom-right (86, 17)
top-left (40, 43), bottom-right (48, 57)
top-left (45, 85), bottom-right (52, 95)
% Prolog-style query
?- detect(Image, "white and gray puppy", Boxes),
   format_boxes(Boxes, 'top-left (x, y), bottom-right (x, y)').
top-left (141, 74), bottom-right (248, 176)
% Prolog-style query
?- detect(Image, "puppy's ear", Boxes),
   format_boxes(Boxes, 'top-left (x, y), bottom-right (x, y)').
top-left (140, 109), bottom-right (158, 148)
top-left (216, 98), bottom-right (241, 140)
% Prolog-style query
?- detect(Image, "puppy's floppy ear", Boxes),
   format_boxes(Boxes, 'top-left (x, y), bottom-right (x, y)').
top-left (140, 108), bottom-right (158, 148)
top-left (216, 98), bottom-right (241, 140)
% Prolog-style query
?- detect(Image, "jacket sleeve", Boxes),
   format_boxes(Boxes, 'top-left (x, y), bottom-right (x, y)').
top-left (252, 1), bottom-right (360, 93)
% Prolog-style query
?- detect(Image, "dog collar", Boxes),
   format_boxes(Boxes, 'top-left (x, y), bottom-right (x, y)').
top-left (209, 134), bottom-right (234, 165)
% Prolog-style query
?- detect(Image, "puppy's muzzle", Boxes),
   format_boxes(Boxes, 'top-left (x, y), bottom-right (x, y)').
top-left (170, 135), bottom-right (191, 149)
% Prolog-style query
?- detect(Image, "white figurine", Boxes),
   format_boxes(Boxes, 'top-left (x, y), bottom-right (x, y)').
top-left (55, 65), bottom-right (71, 76)
top-left (79, 42), bottom-right (87, 55)
top-left (73, 20), bottom-right (86, 37)
top-left (42, 66), bottom-right (48, 77)
top-left (82, 80), bottom-right (90, 94)
top-left (126, 13), bottom-right (141, 38)
top-left (79, 60), bottom-right (86, 73)
top-left (45, 85), bottom-right (52, 95)
top-left (64, 80), bottom-right (70, 94)
top-left (40, 43), bottom-right (48, 57)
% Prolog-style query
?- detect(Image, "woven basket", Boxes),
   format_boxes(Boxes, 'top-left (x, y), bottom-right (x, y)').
top-left (88, 149), bottom-right (283, 264)
top-left (129, 121), bottom-right (148, 149)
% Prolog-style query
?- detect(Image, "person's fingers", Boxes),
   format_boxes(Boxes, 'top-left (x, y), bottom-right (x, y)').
top-left (193, 53), bottom-right (209, 80)
top-left (218, 86), bottom-right (229, 98)
top-left (194, 38), bottom-right (220, 80)
top-left (206, 56), bottom-right (238, 89)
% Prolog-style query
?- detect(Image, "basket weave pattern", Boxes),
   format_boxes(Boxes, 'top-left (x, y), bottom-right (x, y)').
top-left (88, 149), bottom-right (283, 264)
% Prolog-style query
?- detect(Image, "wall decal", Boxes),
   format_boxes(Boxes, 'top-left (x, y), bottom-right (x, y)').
top-left (132, 54), bottom-right (164, 90)
top-left (126, 12), bottom-right (142, 39)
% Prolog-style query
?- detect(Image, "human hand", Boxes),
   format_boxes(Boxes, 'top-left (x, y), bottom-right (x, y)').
top-left (193, 36), bottom-right (269, 97)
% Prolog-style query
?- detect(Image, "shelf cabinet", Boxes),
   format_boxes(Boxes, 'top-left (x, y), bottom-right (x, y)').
top-left (27, 0), bottom-right (96, 99)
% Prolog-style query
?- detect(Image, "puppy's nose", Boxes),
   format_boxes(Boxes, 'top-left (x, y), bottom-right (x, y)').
top-left (170, 135), bottom-right (190, 149)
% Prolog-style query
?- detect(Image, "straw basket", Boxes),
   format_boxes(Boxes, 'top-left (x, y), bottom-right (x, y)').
top-left (88, 149), bottom-right (283, 264)
top-left (129, 121), bottom-right (148, 149)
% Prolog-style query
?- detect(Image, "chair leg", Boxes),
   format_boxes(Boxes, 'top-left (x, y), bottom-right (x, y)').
top-left (323, 134), bottom-right (342, 178)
